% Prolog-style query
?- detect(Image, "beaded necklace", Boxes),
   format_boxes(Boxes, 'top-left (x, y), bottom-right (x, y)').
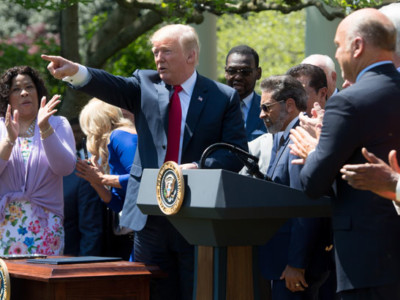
top-left (19, 118), bottom-right (36, 138)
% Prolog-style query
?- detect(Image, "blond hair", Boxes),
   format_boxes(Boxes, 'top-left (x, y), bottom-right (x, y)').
top-left (150, 24), bottom-right (200, 65)
top-left (79, 98), bottom-right (134, 173)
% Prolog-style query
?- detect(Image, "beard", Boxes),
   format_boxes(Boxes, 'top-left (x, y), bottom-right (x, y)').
top-left (264, 110), bottom-right (288, 134)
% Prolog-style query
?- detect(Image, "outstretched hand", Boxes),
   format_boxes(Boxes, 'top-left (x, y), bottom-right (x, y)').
top-left (75, 158), bottom-right (105, 185)
top-left (37, 95), bottom-right (61, 131)
top-left (5, 104), bottom-right (19, 142)
top-left (41, 54), bottom-right (79, 79)
top-left (340, 148), bottom-right (400, 200)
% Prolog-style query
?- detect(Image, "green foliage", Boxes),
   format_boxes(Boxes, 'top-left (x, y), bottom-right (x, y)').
top-left (83, 11), bottom-right (108, 41)
top-left (324, 0), bottom-right (381, 10)
top-left (11, 0), bottom-right (92, 10)
top-left (0, 36), bottom-right (64, 97)
top-left (103, 28), bottom-right (159, 76)
top-left (217, 10), bottom-right (305, 89)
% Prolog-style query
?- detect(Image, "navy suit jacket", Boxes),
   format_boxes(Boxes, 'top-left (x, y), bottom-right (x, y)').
top-left (79, 69), bottom-right (248, 231)
top-left (259, 119), bottom-right (331, 280)
top-left (63, 171), bottom-right (104, 256)
top-left (300, 63), bottom-right (400, 292)
top-left (245, 92), bottom-right (267, 141)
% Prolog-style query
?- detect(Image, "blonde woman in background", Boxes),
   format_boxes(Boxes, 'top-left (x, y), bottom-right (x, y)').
top-left (76, 98), bottom-right (137, 259)
top-left (76, 98), bottom-right (137, 214)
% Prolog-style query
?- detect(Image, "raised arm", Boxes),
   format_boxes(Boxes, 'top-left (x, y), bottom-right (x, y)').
top-left (0, 105), bottom-right (19, 163)
top-left (41, 55), bottom-right (79, 79)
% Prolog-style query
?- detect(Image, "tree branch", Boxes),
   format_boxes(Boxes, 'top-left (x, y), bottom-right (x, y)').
top-left (198, 0), bottom-right (345, 20)
top-left (86, 10), bottom-right (163, 68)
top-left (113, 0), bottom-right (346, 21)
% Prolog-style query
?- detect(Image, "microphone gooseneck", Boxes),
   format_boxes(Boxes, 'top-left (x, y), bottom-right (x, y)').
top-left (199, 142), bottom-right (269, 180)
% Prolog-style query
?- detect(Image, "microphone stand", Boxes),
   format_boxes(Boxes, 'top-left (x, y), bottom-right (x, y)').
top-left (199, 143), bottom-right (268, 180)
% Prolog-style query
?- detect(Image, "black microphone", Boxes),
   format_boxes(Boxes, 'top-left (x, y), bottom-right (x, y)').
top-left (199, 142), bottom-right (270, 180)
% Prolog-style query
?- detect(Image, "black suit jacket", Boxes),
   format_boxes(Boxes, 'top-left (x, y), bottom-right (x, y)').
top-left (78, 69), bottom-right (248, 231)
top-left (300, 63), bottom-right (400, 292)
top-left (245, 92), bottom-right (267, 141)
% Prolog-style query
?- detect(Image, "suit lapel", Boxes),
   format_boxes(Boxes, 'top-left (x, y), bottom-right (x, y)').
top-left (268, 135), bottom-right (290, 177)
top-left (182, 74), bottom-right (207, 153)
top-left (154, 83), bottom-right (171, 133)
top-left (267, 118), bottom-right (300, 178)
top-left (245, 93), bottom-right (259, 136)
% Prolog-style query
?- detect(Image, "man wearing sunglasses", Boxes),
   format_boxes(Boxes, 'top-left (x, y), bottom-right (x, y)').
top-left (225, 45), bottom-right (267, 141)
top-left (258, 75), bottom-right (332, 299)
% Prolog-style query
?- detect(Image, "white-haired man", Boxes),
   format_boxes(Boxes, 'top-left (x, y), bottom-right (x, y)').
top-left (302, 54), bottom-right (337, 99)
top-left (42, 24), bottom-right (248, 300)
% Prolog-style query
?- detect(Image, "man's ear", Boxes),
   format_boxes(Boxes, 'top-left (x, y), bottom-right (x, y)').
top-left (353, 37), bottom-right (364, 58)
top-left (331, 71), bottom-right (337, 84)
top-left (256, 67), bottom-right (262, 80)
top-left (318, 87), bottom-right (328, 104)
top-left (186, 50), bottom-right (196, 64)
top-left (285, 98), bottom-right (296, 114)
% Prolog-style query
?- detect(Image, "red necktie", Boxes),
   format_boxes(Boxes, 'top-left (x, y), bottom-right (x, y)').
top-left (165, 85), bottom-right (183, 163)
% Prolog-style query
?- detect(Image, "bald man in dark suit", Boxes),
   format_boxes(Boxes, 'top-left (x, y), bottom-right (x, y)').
top-left (290, 8), bottom-right (400, 299)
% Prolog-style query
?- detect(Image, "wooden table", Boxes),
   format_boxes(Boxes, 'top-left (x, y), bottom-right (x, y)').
top-left (4, 258), bottom-right (160, 300)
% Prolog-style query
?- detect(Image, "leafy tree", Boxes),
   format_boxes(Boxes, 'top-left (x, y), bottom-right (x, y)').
top-left (217, 10), bottom-right (305, 89)
top-left (5, 0), bottom-right (382, 118)
top-left (0, 22), bottom-right (64, 96)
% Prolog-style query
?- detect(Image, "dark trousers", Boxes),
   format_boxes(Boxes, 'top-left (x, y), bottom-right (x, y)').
top-left (134, 215), bottom-right (194, 300)
top-left (339, 281), bottom-right (400, 300)
top-left (319, 270), bottom-right (339, 300)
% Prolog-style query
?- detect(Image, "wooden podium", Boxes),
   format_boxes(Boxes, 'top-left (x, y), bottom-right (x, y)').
top-left (137, 169), bottom-right (332, 300)
top-left (4, 258), bottom-right (160, 300)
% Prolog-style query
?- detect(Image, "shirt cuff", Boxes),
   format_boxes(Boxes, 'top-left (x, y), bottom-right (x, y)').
top-left (306, 149), bottom-right (315, 159)
top-left (393, 201), bottom-right (400, 215)
top-left (395, 179), bottom-right (400, 201)
top-left (62, 64), bottom-right (90, 87)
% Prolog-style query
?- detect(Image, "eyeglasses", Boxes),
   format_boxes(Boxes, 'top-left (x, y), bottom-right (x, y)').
top-left (225, 68), bottom-right (255, 76)
top-left (260, 100), bottom-right (285, 113)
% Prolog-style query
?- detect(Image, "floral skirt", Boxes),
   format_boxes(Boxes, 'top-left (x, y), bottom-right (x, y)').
top-left (0, 201), bottom-right (64, 255)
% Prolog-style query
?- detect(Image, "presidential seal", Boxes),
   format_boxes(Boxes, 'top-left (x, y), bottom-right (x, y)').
top-left (0, 259), bottom-right (10, 300)
top-left (157, 161), bottom-right (185, 215)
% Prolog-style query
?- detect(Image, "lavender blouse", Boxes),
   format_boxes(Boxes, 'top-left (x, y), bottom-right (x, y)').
top-left (0, 116), bottom-right (76, 225)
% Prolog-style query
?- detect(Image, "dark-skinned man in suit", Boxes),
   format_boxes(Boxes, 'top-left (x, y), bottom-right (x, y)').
top-left (225, 45), bottom-right (266, 141)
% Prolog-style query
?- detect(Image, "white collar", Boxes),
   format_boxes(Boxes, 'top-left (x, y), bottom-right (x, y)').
top-left (180, 71), bottom-right (197, 97)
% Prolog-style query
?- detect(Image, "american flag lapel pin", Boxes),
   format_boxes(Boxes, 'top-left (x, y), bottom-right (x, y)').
top-left (197, 96), bottom-right (203, 102)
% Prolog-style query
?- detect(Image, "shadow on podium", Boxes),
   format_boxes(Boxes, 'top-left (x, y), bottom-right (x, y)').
top-left (137, 169), bottom-right (332, 300)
